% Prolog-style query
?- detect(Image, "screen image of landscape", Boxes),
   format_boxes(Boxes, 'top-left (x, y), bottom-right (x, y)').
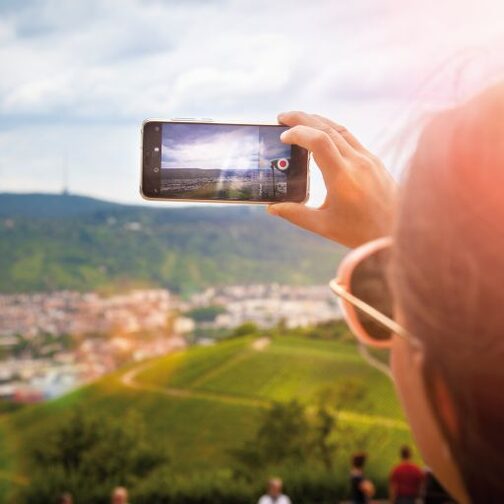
top-left (160, 123), bottom-right (291, 201)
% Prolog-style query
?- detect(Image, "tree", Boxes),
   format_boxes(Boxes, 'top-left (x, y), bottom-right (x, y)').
top-left (310, 380), bottom-right (375, 472)
top-left (19, 408), bottom-right (168, 504)
top-left (231, 400), bottom-right (312, 477)
top-left (256, 401), bottom-right (312, 464)
top-left (231, 322), bottom-right (259, 338)
top-left (185, 305), bottom-right (226, 323)
top-left (312, 404), bottom-right (337, 472)
top-left (232, 382), bottom-right (372, 477)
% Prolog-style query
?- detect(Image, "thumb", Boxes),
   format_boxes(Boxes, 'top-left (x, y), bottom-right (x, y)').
top-left (267, 203), bottom-right (325, 236)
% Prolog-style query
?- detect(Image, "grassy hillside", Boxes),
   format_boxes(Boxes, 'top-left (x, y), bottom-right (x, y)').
top-left (0, 419), bottom-right (15, 503)
top-left (0, 193), bottom-right (120, 219)
top-left (0, 193), bottom-right (344, 294)
top-left (2, 335), bottom-right (414, 501)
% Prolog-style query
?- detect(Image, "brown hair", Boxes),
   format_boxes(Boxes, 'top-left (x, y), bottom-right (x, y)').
top-left (392, 83), bottom-right (504, 501)
top-left (400, 445), bottom-right (412, 461)
top-left (352, 452), bottom-right (367, 469)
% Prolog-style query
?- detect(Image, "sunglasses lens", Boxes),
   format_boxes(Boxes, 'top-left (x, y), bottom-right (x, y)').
top-left (349, 247), bottom-right (393, 342)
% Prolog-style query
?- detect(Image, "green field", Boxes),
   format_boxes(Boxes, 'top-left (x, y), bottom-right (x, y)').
top-left (0, 193), bottom-right (344, 294)
top-left (0, 335), bottom-right (415, 501)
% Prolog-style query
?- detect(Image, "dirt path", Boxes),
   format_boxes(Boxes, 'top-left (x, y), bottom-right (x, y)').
top-left (190, 337), bottom-right (271, 388)
top-left (189, 350), bottom-right (257, 389)
top-left (251, 337), bottom-right (271, 351)
top-left (120, 347), bottom-right (409, 430)
top-left (121, 360), bottom-right (270, 408)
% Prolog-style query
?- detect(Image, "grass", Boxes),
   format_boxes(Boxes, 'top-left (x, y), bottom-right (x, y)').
top-left (0, 414), bottom-right (27, 502)
top-left (2, 335), bottom-right (416, 494)
top-left (0, 418), bottom-right (11, 502)
top-left (137, 336), bottom-right (402, 418)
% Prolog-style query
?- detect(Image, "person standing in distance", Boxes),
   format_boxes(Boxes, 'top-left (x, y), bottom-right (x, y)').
top-left (111, 487), bottom-right (130, 504)
top-left (389, 445), bottom-right (424, 504)
top-left (350, 452), bottom-right (375, 504)
top-left (257, 478), bottom-right (292, 504)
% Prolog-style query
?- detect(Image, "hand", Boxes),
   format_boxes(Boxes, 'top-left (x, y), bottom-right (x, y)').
top-left (268, 111), bottom-right (398, 248)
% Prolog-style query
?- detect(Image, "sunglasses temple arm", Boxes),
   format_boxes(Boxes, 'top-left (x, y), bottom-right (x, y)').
top-left (329, 280), bottom-right (412, 343)
top-left (358, 344), bottom-right (393, 379)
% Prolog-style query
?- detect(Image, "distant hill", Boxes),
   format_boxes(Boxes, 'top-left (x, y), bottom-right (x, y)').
top-left (0, 192), bottom-right (344, 294)
top-left (0, 192), bottom-right (121, 219)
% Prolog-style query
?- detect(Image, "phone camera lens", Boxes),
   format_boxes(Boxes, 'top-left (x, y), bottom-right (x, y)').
top-left (153, 167), bottom-right (159, 173)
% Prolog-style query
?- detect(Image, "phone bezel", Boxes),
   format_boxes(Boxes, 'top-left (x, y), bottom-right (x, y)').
top-left (140, 118), bottom-right (310, 205)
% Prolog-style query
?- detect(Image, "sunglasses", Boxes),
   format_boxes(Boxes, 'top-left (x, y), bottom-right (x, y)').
top-left (329, 237), bottom-right (420, 355)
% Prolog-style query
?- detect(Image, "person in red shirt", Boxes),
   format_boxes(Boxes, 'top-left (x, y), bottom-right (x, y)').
top-left (389, 446), bottom-right (424, 504)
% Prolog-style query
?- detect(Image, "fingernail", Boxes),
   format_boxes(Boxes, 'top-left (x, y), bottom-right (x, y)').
top-left (267, 205), bottom-right (279, 216)
top-left (280, 131), bottom-right (288, 141)
top-left (277, 112), bottom-right (287, 123)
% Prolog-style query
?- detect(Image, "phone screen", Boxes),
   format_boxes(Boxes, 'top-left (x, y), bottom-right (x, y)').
top-left (142, 121), bottom-right (308, 203)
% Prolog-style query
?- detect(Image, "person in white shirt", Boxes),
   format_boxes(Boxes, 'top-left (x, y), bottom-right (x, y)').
top-left (257, 478), bottom-right (292, 504)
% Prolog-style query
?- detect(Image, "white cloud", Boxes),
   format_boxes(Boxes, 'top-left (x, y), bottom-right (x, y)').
top-left (162, 127), bottom-right (259, 171)
top-left (0, 0), bottom-right (503, 204)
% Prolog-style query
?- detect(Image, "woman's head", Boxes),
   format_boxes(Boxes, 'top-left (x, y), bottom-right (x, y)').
top-left (391, 83), bottom-right (504, 502)
top-left (351, 452), bottom-right (367, 470)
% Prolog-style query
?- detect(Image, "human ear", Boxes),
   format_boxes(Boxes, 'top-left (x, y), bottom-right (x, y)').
top-left (431, 370), bottom-right (460, 441)
top-left (410, 347), bottom-right (459, 440)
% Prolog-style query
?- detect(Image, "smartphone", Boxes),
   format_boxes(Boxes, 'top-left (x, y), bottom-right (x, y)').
top-left (140, 119), bottom-right (309, 203)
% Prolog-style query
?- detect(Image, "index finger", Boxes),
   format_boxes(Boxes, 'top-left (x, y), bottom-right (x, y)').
top-left (278, 111), bottom-right (354, 158)
top-left (280, 125), bottom-right (345, 187)
top-left (311, 114), bottom-right (369, 154)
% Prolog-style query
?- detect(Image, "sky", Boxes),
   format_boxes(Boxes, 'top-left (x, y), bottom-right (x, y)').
top-left (161, 124), bottom-right (290, 171)
top-left (0, 0), bottom-right (503, 206)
